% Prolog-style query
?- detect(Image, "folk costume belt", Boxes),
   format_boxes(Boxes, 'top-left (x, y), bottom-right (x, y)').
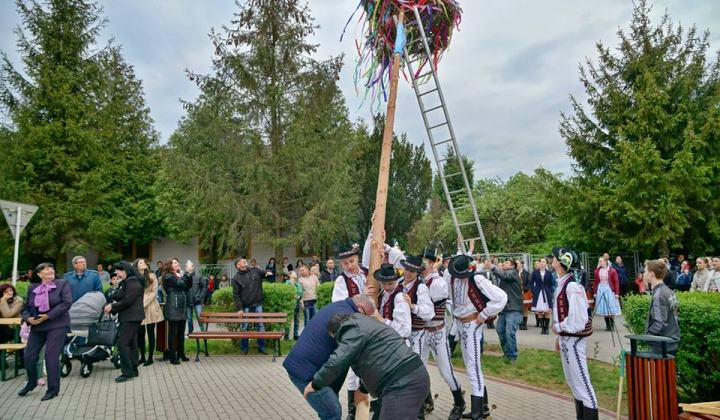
top-left (425, 323), bottom-right (445, 332)
top-left (457, 313), bottom-right (478, 324)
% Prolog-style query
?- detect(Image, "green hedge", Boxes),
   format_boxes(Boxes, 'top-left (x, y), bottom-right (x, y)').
top-left (623, 292), bottom-right (720, 402)
top-left (316, 282), bottom-right (334, 310)
top-left (210, 283), bottom-right (296, 335)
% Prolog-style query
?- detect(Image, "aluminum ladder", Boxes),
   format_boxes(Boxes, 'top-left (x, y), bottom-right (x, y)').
top-left (402, 6), bottom-right (490, 258)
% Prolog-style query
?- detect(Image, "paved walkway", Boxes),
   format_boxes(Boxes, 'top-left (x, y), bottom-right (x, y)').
top-left (1, 354), bottom-right (618, 419)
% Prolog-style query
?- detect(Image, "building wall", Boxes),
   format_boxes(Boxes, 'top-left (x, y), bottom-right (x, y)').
top-left (152, 237), bottom-right (199, 267)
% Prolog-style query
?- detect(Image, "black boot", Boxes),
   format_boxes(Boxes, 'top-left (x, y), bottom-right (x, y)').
top-left (520, 316), bottom-right (528, 330)
top-left (540, 318), bottom-right (546, 334)
top-left (483, 387), bottom-right (490, 418)
top-left (449, 389), bottom-right (466, 420)
top-left (608, 318), bottom-right (615, 331)
top-left (583, 406), bottom-right (599, 420)
top-left (422, 392), bottom-right (434, 415)
top-left (346, 390), bottom-right (356, 420)
top-left (535, 314), bottom-right (540, 327)
top-left (574, 399), bottom-right (584, 420)
top-left (469, 395), bottom-right (484, 420)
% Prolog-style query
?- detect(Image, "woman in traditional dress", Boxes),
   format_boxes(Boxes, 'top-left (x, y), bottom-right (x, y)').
top-left (593, 257), bottom-right (621, 331)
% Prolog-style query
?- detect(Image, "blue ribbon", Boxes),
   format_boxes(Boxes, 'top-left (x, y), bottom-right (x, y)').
top-left (394, 22), bottom-right (407, 55)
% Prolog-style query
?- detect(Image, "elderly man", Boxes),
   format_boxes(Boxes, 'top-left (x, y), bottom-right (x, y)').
top-left (304, 313), bottom-right (430, 420)
top-left (63, 256), bottom-right (103, 303)
top-left (284, 295), bottom-right (375, 420)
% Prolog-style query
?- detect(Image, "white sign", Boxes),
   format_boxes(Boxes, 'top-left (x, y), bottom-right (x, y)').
top-left (0, 199), bottom-right (38, 239)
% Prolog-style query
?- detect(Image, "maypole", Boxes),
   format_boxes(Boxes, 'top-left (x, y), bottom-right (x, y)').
top-left (343, 2), bottom-right (463, 417)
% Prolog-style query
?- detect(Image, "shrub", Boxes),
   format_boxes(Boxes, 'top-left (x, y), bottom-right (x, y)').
top-left (210, 283), bottom-right (296, 334)
top-left (0, 281), bottom-right (30, 299)
top-left (315, 282), bottom-right (334, 309)
top-left (622, 292), bottom-right (720, 402)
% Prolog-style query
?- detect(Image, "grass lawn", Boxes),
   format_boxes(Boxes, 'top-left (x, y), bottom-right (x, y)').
top-left (181, 337), bottom-right (297, 356)
top-left (447, 343), bottom-right (627, 416)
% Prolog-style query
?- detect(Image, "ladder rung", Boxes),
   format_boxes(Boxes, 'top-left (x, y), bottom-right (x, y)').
top-left (455, 205), bottom-right (471, 211)
top-left (448, 190), bottom-right (465, 195)
top-left (419, 88), bottom-right (438, 97)
top-left (416, 71), bottom-right (433, 80)
top-left (433, 138), bottom-right (453, 146)
top-left (465, 237), bottom-right (482, 242)
top-left (458, 221), bottom-right (475, 227)
top-left (428, 122), bottom-right (448, 130)
top-left (444, 172), bottom-right (462, 178)
top-left (423, 105), bottom-right (443, 114)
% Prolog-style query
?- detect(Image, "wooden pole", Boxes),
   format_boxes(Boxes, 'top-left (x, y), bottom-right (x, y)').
top-left (357, 9), bottom-right (405, 420)
top-left (366, 9), bottom-right (405, 307)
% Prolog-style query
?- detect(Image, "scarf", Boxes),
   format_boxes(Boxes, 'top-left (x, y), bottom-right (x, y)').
top-left (34, 281), bottom-right (57, 312)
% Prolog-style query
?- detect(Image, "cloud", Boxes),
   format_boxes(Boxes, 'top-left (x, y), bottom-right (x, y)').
top-left (1, 0), bottom-right (718, 181)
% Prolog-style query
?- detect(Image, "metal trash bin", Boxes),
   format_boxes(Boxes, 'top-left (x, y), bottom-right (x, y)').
top-left (625, 334), bottom-right (679, 420)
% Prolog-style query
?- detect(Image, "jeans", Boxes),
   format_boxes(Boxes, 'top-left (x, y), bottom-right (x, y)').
top-left (496, 311), bottom-right (522, 360)
top-left (241, 304), bottom-right (265, 352)
top-left (288, 373), bottom-right (342, 420)
top-left (186, 304), bottom-right (203, 334)
top-left (286, 301), bottom-right (300, 339)
top-left (303, 300), bottom-right (317, 329)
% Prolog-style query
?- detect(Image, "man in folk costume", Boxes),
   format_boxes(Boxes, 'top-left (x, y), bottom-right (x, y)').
top-left (550, 246), bottom-right (599, 420)
top-left (369, 263), bottom-right (413, 420)
top-left (420, 250), bottom-right (466, 420)
top-left (447, 255), bottom-right (507, 420)
top-left (331, 244), bottom-right (374, 420)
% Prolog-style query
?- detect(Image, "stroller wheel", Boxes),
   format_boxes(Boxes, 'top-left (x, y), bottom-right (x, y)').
top-left (111, 354), bottom-right (121, 369)
top-left (61, 360), bottom-right (72, 377)
top-left (80, 362), bottom-right (93, 378)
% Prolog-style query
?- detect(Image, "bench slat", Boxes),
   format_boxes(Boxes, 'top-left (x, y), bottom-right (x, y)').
top-left (0, 343), bottom-right (26, 350)
top-left (200, 312), bottom-right (287, 318)
top-left (0, 318), bottom-right (22, 326)
top-left (199, 318), bottom-right (287, 324)
top-left (188, 332), bottom-right (284, 339)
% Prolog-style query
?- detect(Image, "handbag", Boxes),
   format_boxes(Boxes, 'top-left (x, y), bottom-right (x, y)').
top-left (87, 311), bottom-right (118, 347)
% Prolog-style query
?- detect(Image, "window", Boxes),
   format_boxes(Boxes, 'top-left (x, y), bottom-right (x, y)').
top-left (117, 241), bottom-right (153, 261)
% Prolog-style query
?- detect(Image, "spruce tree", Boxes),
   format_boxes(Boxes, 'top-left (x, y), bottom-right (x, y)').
top-left (559, 1), bottom-right (720, 256)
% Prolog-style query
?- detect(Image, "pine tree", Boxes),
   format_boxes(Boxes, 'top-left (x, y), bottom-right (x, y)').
top-left (166, 0), bottom-right (358, 272)
top-left (0, 0), bottom-right (159, 271)
top-left (559, 1), bottom-right (720, 256)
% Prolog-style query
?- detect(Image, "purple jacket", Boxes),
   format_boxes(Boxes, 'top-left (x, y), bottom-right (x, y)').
top-left (21, 278), bottom-right (72, 331)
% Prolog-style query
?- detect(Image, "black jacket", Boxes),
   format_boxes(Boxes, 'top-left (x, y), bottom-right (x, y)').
top-left (311, 314), bottom-right (424, 398)
top-left (111, 276), bottom-right (145, 322)
top-left (164, 273), bottom-right (190, 321)
top-left (232, 267), bottom-right (267, 309)
top-left (519, 269), bottom-right (531, 293)
top-left (185, 271), bottom-right (206, 305)
top-left (492, 268), bottom-right (523, 313)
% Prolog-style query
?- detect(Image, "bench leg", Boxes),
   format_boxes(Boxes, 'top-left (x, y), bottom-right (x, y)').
top-left (1, 350), bottom-right (6, 381)
top-left (194, 339), bottom-right (200, 362)
top-left (14, 350), bottom-right (20, 378)
top-left (203, 339), bottom-right (209, 357)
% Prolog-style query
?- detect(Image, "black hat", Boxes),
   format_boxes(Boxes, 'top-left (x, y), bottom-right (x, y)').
top-left (448, 255), bottom-right (475, 279)
top-left (421, 248), bottom-right (436, 261)
top-left (442, 253), bottom-right (453, 261)
top-left (546, 254), bottom-right (555, 259)
top-left (552, 246), bottom-right (580, 270)
top-left (373, 263), bottom-right (400, 283)
top-left (337, 245), bottom-right (360, 260)
top-left (400, 255), bottom-right (425, 273)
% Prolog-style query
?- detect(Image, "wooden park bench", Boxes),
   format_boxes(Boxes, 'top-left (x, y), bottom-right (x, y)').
top-left (188, 312), bottom-right (287, 362)
top-left (0, 317), bottom-right (25, 381)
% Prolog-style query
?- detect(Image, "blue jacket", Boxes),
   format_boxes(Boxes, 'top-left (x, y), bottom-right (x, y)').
top-left (283, 298), bottom-right (359, 385)
top-left (612, 263), bottom-right (629, 286)
top-left (530, 269), bottom-right (555, 309)
top-left (63, 269), bottom-right (103, 303)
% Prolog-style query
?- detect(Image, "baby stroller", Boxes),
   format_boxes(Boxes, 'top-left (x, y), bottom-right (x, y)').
top-left (62, 292), bottom-right (119, 378)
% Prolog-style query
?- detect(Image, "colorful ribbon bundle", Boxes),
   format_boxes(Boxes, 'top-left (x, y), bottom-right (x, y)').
top-left (342, 0), bottom-right (462, 110)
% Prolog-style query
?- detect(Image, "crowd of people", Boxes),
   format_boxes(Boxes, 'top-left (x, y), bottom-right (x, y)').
top-left (1, 241), bottom-right (712, 417)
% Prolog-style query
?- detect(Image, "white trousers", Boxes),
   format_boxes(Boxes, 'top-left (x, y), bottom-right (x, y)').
top-left (456, 320), bottom-right (485, 397)
top-left (559, 336), bottom-right (598, 409)
top-left (408, 330), bottom-right (426, 357)
top-left (421, 327), bottom-right (461, 391)
top-left (346, 368), bottom-right (360, 391)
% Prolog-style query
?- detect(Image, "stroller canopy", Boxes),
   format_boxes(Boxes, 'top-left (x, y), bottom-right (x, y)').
top-left (69, 291), bottom-right (106, 330)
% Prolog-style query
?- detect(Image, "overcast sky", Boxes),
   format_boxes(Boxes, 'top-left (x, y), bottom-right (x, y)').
top-left (1, 1), bottom-right (718, 180)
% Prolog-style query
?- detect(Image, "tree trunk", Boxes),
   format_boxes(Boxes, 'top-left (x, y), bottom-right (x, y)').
top-left (275, 242), bottom-right (284, 283)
